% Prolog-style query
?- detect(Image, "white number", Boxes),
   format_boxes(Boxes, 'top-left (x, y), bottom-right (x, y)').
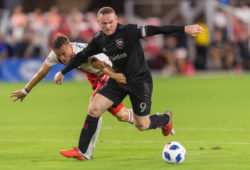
top-left (140, 102), bottom-right (146, 112)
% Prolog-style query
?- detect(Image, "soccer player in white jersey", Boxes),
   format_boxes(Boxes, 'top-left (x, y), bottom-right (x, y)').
top-left (10, 34), bottom-right (134, 160)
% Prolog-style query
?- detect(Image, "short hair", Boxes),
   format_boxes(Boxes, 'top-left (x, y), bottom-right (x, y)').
top-left (97, 7), bottom-right (116, 17)
top-left (52, 34), bottom-right (70, 50)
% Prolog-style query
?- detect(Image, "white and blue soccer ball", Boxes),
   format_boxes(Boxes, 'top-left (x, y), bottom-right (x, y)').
top-left (162, 141), bottom-right (186, 164)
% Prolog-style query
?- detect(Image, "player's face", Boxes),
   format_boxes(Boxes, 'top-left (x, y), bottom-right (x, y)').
top-left (98, 12), bottom-right (118, 36)
top-left (54, 44), bottom-right (73, 64)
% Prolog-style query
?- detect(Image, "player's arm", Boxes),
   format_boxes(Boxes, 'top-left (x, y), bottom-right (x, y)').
top-left (10, 62), bottom-right (52, 102)
top-left (139, 24), bottom-right (203, 37)
top-left (91, 57), bottom-right (126, 84)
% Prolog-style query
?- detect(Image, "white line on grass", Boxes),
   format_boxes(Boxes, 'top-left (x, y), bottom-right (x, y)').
top-left (0, 138), bottom-right (249, 145)
top-left (177, 127), bottom-right (248, 132)
top-left (0, 126), bottom-right (248, 132)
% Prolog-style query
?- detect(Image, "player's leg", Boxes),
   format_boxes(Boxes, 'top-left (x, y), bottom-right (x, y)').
top-left (131, 97), bottom-right (173, 135)
top-left (84, 93), bottom-right (134, 158)
top-left (77, 93), bottom-right (113, 157)
top-left (75, 82), bottom-right (133, 159)
top-left (130, 94), bottom-right (168, 131)
top-left (80, 84), bottom-right (108, 159)
top-left (89, 92), bottom-right (115, 118)
top-left (60, 94), bottom-right (113, 160)
top-left (133, 110), bottom-right (174, 136)
top-left (129, 80), bottom-right (174, 135)
top-left (81, 115), bottom-right (102, 159)
top-left (77, 79), bottom-right (125, 160)
top-left (95, 79), bottom-right (134, 124)
top-left (59, 116), bottom-right (102, 160)
top-left (108, 103), bottom-right (134, 124)
top-left (133, 114), bottom-right (150, 130)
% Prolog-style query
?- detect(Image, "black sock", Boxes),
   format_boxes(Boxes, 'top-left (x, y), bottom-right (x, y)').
top-left (78, 115), bottom-right (99, 153)
top-left (149, 114), bottom-right (169, 129)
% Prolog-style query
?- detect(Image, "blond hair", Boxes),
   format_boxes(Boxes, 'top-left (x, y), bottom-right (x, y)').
top-left (97, 7), bottom-right (116, 17)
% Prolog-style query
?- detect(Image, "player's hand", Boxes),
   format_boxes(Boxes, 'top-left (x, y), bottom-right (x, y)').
top-left (54, 72), bottom-right (64, 85)
top-left (184, 24), bottom-right (204, 37)
top-left (10, 90), bottom-right (26, 102)
top-left (113, 73), bottom-right (127, 84)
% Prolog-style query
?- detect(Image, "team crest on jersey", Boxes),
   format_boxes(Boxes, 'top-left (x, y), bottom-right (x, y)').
top-left (115, 39), bottom-right (124, 49)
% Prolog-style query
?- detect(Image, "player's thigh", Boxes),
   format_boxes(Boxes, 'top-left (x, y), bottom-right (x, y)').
top-left (89, 93), bottom-right (114, 116)
top-left (98, 78), bottom-right (126, 108)
top-left (129, 82), bottom-right (152, 116)
top-left (91, 80), bottom-right (104, 97)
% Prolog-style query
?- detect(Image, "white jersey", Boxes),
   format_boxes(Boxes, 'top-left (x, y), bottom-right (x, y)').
top-left (45, 42), bottom-right (112, 77)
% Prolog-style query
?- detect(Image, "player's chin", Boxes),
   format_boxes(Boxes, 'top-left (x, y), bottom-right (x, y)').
top-left (62, 61), bottom-right (68, 65)
top-left (104, 30), bottom-right (113, 35)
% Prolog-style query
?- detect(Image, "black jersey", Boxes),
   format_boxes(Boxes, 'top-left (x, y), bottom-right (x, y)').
top-left (61, 24), bottom-right (184, 80)
top-left (74, 24), bottom-right (149, 79)
top-left (88, 24), bottom-right (148, 79)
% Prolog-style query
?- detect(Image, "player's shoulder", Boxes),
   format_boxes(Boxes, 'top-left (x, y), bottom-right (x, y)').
top-left (94, 31), bottom-right (104, 39)
top-left (47, 50), bottom-right (56, 58)
top-left (118, 23), bottom-right (138, 30)
top-left (45, 50), bottom-right (58, 66)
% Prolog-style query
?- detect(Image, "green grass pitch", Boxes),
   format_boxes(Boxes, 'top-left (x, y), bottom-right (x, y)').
top-left (1, 73), bottom-right (250, 170)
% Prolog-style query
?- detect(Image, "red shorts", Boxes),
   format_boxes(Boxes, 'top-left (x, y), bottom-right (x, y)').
top-left (83, 71), bottom-right (124, 115)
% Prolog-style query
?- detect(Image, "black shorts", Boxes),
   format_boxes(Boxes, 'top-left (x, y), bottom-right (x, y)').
top-left (98, 73), bottom-right (153, 116)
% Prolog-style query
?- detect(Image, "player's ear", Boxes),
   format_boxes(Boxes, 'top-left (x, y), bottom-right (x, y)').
top-left (97, 15), bottom-right (101, 24)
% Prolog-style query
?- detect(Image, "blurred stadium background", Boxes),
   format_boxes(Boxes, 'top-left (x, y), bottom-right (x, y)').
top-left (1, 1), bottom-right (250, 169)
top-left (0, 0), bottom-right (249, 82)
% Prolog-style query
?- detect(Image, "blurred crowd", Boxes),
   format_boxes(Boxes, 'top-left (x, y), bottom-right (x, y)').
top-left (194, 1), bottom-right (250, 74)
top-left (0, 6), bottom-right (100, 60)
top-left (0, 2), bottom-right (249, 76)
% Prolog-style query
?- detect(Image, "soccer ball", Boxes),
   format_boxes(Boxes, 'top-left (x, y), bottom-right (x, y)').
top-left (162, 141), bottom-right (186, 164)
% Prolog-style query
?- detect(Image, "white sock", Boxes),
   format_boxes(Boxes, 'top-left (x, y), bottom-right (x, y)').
top-left (127, 109), bottom-right (134, 124)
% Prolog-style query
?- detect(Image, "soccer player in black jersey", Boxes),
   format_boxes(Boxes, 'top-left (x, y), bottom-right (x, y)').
top-left (55, 7), bottom-right (204, 160)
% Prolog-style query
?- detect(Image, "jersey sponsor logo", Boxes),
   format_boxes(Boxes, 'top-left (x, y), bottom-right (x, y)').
top-left (72, 42), bottom-right (87, 49)
top-left (115, 39), bottom-right (124, 49)
top-left (110, 52), bottom-right (127, 61)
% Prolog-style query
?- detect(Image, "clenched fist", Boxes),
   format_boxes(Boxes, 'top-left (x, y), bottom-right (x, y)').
top-left (54, 72), bottom-right (64, 85)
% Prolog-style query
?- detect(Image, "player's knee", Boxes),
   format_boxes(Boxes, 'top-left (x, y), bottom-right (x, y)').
top-left (88, 104), bottom-right (101, 117)
top-left (134, 123), bottom-right (148, 131)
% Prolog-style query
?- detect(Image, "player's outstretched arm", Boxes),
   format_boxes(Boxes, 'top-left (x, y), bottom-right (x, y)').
top-left (91, 57), bottom-right (126, 84)
top-left (10, 62), bottom-right (52, 102)
top-left (142, 24), bottom-right (203, 37)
